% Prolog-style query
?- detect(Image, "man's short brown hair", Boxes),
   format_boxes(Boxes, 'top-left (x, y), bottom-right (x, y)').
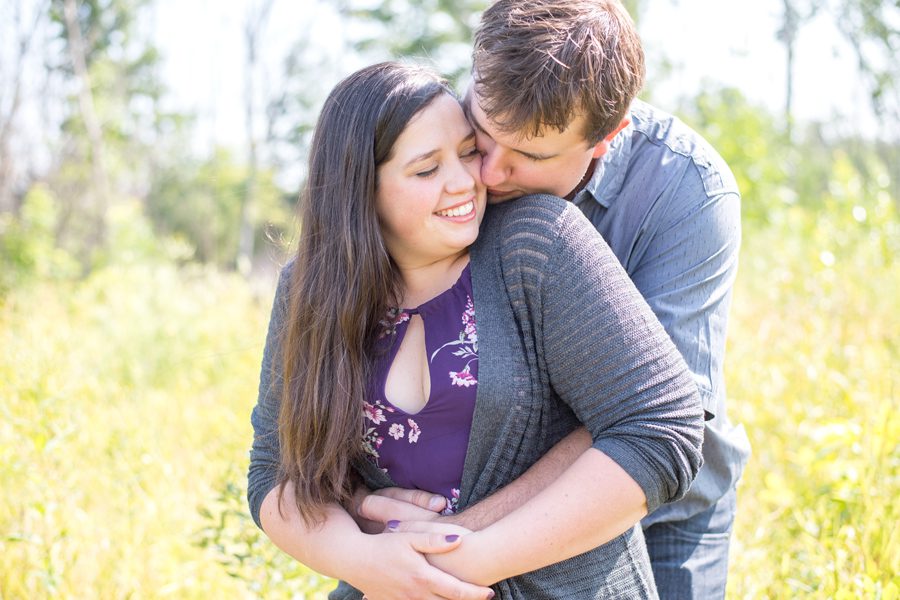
top-left (473, 0), bottom-right (645, 144)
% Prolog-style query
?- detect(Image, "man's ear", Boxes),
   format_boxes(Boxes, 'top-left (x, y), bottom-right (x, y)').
top-left (590, 117), bottom-right (631, 159)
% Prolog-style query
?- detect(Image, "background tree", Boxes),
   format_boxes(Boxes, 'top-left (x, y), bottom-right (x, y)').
top-left (0, 0), bottom-right (46, 215)
top-left (46, 0), bottom-right (167, 264)
top-left (337, 0), bottom-right (487, 86)
top-left (238, 0), bottom-right (276, 275)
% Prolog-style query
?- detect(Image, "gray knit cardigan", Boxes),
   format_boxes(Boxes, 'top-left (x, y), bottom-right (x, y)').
top-left (248, 195), bottom-right (705, 599)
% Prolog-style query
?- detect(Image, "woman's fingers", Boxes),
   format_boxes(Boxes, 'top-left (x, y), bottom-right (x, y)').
top-left (406, 530), bottom-right (467, 555)
top-left (386, 519), bottom-right (473, 537)
top-left (374, 486), bottom-right (448, 513)
top-left (424, 569), bottom-right (496, 600)
top-left (359, 492), bottom-right (442, 525)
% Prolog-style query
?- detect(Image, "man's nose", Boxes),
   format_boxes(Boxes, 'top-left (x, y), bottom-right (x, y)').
top-left (480, 146), bottom-right (509, 188)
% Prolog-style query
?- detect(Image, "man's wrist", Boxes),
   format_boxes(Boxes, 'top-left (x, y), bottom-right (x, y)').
top-left (440, 510), bottom-right (468, 528)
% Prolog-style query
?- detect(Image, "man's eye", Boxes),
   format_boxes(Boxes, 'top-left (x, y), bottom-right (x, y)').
top-left (416, 166), bottom-right (438, 178)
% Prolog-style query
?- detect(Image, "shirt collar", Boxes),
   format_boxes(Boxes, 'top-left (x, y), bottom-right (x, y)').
top-left (573, 110), bottom-right (635, 209)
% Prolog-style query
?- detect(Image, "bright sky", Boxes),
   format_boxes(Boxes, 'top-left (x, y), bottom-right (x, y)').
top-left (152, 0), bottom-right (877, 157)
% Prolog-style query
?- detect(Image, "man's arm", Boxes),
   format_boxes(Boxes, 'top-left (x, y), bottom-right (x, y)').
top-left (449, 427), bottom-right (591, 530)
top-left (358, 428), bottom-right (591, 531)
top-left (623, 168), bottom-right (741, 419)
top-left (424, 448), bottom-right (646, 585)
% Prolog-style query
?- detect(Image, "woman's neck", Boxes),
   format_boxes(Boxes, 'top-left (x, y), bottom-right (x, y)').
top-left (395, 250), bottom-right (470, 308)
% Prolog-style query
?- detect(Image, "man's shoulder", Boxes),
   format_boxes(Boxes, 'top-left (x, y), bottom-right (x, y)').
top-left (628, 99), bottom-right (708, 155)
top-left (627, 99), bottom-right (738, 199)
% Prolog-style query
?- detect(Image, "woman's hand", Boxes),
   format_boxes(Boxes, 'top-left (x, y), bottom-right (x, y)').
top-left (351, 531), bottom-right (494, 600)
top-left (260, 485), bottom-right (493, 600)
top-left (349, 486), bottom-right (447, 534)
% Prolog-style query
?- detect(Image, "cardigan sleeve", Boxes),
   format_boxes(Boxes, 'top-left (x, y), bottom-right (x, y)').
top-left (246, 262), bottom-right (293, 529)
top-left (508, 197), bottom-right (705, 513)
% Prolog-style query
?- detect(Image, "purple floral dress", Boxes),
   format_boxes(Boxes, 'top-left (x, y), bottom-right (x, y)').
top-left (362, 265), bottom-right (478, 514)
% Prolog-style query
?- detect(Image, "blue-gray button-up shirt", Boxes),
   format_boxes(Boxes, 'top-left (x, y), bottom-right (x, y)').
top-left (573, 99), bottom-right (751, 524)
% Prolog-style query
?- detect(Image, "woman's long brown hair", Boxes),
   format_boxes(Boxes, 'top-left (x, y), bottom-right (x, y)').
top-left (278, 62), bottom-right (452, 525)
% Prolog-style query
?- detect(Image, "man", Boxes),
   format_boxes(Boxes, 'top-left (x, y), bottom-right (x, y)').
top-left (358, 1), bottom-right (751, 598)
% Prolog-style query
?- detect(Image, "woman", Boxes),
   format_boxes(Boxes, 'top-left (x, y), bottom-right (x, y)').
top-left (247, 62), bottom-right (704, 599)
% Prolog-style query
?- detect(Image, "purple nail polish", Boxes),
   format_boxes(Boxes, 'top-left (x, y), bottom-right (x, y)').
top-left (387, 519), bottom-right (400, 529)
top-left (486, 592), bottom-right (495, 600)
top-left (445, 534), bottom-right (460, 543)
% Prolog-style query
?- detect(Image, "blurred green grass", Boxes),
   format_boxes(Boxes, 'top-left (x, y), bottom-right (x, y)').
top-left (726, 191), bottom-right (899, 598)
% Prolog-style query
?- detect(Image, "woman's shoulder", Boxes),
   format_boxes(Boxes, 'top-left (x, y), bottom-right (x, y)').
top-left (479, 194), bottom-right (596, 257)
top-left (485, 193), bottom-right (568, 229)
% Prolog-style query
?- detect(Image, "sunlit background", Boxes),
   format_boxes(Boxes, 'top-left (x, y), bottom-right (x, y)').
top-left (1, 0), bottom-right (898, 598)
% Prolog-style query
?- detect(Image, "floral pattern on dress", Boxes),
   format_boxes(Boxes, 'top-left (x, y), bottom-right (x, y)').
top-left (407, 419), bottom-right (420, 443)
top-left (430, 294), bottom-right (478, 387)
top-left (449, 368), bottom-right (477, 387)
top-left (362, 427), bottom-right (384, 459)
top-left (378, 307), bottom-right (410, 340)
top-left (364, 399), bottom-right (393, 425)
top-left (362, 400), bottom-right (394, 458)
top-left (388, 423), bottom-right (405, 440)
top-left (442, 488), bottom-right (460, 515)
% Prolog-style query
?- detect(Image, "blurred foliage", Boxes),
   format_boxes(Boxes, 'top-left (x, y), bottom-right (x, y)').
top-left (776, 0), bottom-right (900, 132)
top-left (146, 148), bottom-right (292, 268)
top-left (45, 0), bottom-right (176, 261)
top-left (726, 174), bottom-right (899, 599)
top-left (337, 0), bottom-right (488, 86)
top-left (0, 185), bottom-right (81, 295)
top-left (194, 469), bottom-right (334, 598)
top-left (677, 85), bottom-right (900, 598)
top-left (0, 257), bottom-right (272, 597)
top-left (680, 85), bottom-right (900, 226)
top-left (831, 0), bottom-right (900, 127)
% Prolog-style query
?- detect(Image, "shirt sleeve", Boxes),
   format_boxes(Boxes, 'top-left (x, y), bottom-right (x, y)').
top-left (627, 168), bottom-right (741, 419)
top-left (540, 202), bottom-right (705, 513)
top-left (246, 263), bottom-right (293, 529)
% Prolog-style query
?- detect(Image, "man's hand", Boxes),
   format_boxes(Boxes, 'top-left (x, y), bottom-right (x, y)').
top-left (351, 486), bottom-right (448, 534)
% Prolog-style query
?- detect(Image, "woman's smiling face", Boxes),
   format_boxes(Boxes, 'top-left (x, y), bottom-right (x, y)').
top-left (375, 93), bottom-right (487, 270)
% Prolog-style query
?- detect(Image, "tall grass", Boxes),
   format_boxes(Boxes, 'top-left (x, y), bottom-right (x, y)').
top-left (0, 262), bottom-right (328, 598)
top-left (726, 189), bottom-right (899, 598)
top-left (1, 192), bottom-right (897, 597)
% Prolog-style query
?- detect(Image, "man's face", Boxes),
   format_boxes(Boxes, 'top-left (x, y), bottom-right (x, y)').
top-left (465, 88), bottom-right (605, 203)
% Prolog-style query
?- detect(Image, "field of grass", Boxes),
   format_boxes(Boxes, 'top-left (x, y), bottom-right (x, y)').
top-left (1, 195), bottom-right (897, 598)
top-left (725, 195), bottom-right (899, 598)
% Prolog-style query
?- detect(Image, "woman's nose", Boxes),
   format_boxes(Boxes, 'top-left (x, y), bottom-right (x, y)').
top-left (446, 157), bottom-right (478, 194)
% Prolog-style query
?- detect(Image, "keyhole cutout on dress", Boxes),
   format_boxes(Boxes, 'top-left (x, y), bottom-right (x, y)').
top-left (383, 314), bottom-right (432, 415)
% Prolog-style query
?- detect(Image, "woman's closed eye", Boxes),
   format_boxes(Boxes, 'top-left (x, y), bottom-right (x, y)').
top-left (415, 165), bottom-right (439, 178)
